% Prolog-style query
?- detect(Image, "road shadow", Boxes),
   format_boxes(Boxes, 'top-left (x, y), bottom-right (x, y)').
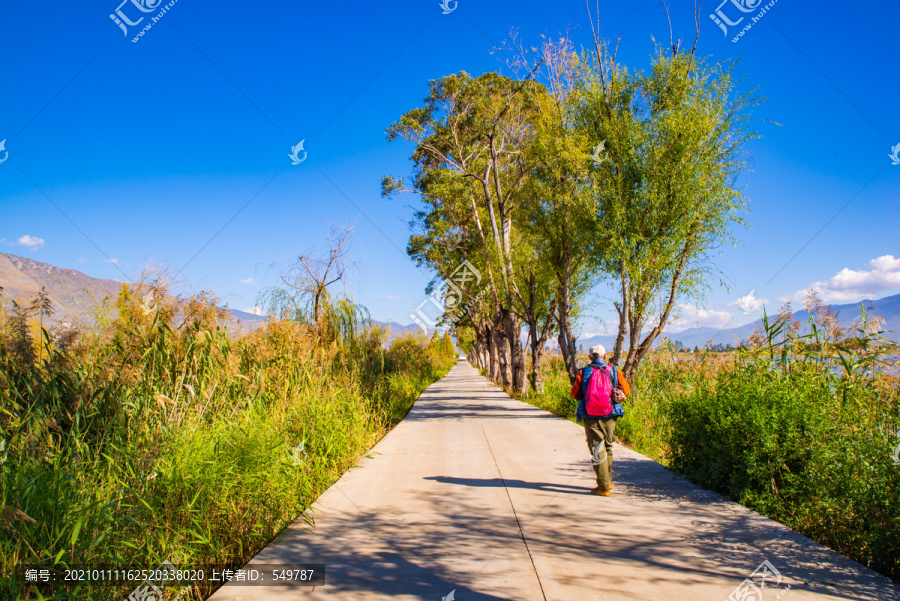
top-left (424, 475), bottom-right (591, 496)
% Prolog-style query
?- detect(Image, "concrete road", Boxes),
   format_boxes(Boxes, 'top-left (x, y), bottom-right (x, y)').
top-left (208, 361), bottom-right (899, 601)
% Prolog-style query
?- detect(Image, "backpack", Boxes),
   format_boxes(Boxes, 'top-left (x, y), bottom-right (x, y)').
top-left (577, 362), bottom-right (625, 419)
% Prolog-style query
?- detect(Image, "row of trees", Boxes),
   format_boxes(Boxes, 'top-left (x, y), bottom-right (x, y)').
top-left (384, 15), bottom-right (761, 393)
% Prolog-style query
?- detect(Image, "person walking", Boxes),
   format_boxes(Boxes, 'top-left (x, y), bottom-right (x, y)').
top-left (570, 344), bottom-right (630, 496)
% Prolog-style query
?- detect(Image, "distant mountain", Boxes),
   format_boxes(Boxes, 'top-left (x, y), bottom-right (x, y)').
top-left (371, 320), bottom-right (440, 341)
top-left (667, 293), bottom-right (900, 349)
top-left (9, 252), bottom-right (891, 349)
top-left (552, 292), bottom-right (900, 352)
top-left (228, 308), bottom-right (269, 333)
top-left (0, 253), bottom-right (121, 324)
top-left (0, 253), bottom-right (265, 333)
top-left (0, 254), bottom-right (445, 339)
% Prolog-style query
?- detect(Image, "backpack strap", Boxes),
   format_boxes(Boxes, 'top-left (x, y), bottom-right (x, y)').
top-left (600, 364), bottom-right (615, 395)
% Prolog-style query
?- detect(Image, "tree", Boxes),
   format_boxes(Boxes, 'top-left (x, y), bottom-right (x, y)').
top-left (386, 7), bottom-right (761, 386)
top-left (259, 224), bottom-right (355, 327)
top-left (30, 286), bottom-right (54, 363)
top-left (576, 37), bottom-right (761, 378)
top-left (259, 224), bottom-right (368, 345)
top-left (385, 71), bottom-right (549, 394)
top-left (511, 36), bottom-right (600, 385)
top-left (441, 331), bottom-right (456, 356)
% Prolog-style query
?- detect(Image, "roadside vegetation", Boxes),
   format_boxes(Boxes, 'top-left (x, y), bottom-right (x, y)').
top-left (382, 3), bottom-right (899, 583)
top-left (518, 298), bottom-right (900, 581)
top-left (0, 281), bottom-right (456, 600)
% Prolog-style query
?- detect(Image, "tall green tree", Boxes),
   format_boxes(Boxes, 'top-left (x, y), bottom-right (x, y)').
top-left (576, 41), bottom-right (760, 377)
top-left (441, 331), bottom-right (456, 357)
top-left (513, 37), bottom-right (602, 383)
top-left (385, 71), bottom-right (549, 394)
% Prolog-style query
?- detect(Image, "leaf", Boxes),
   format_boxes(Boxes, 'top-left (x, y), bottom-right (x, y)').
top-left (70, 513), bottom-right (85, 546)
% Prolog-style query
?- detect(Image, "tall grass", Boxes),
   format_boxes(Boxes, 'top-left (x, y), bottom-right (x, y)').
top-left (520, 307), bottom-right (900, 581)
top-left (0, 284), bottom-right (455, 600)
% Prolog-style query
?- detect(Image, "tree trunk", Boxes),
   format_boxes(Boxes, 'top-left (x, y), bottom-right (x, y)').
top-left (473, 328), bottom-right (482, 369)
top-left (488, 326), bottom-right (498, 380)
top-left (530, 340), bottom-right (544, 394)
top-left (504, 309), bottom-right (526, 394)
top-left (556, 256), bottom-right (579, 384)
top-left (611, 261), bottom-right (630, 366)
top-left (491, 324), bottom-right (509, 387)
top-left (525, 301), bottom-right (556, 395)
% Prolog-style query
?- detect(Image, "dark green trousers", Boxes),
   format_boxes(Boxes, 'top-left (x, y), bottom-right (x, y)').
top-left (584, 417), bottom-right (617, 490)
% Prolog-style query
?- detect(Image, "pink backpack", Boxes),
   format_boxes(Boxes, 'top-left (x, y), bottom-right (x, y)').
top-left (583, 363), bottom-right (615, 417)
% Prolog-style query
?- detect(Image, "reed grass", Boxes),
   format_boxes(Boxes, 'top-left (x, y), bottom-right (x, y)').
top-left (520, 307), bottom-right (900, 581)
top-left (0, 284), bottom-right (455, 600)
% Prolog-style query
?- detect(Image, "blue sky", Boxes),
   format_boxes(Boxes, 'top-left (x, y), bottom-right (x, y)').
top-left (1, 0), bottom-right (898, 336)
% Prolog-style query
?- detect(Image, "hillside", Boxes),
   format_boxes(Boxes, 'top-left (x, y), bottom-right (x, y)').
top-left (0, 253), bottom-right (121, 324)
top-left (0, 254), bottom-right (443, 340)
top-left (0, 253), bottom-right (265, 333)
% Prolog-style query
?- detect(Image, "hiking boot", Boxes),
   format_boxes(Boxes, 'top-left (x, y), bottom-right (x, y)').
top-left (591, 487), bottom-right (611, 496)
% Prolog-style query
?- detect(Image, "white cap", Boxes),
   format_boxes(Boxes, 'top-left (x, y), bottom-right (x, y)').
top-left (589, 344), bottom-right (606, 356)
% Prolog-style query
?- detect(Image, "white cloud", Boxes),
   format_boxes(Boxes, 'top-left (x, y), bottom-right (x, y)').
top-left (782, 255), bottom-right (900, 304)
top-left (243, 306), bottom-right (263, 315)
top-left (240, 277), bottom-right (256, 285)
top-left (104, 258), bottom-right (119, 265)
top-left (77, 257), bottom-right (89, 263)
top-left (17, 235), bottom-right (45, 249)
top-left (385, 295), bottom-right (402, 301)
top-left (669, 303), bottom-right (735, 332)
top-left (578, 324), bottom-right (615, 338)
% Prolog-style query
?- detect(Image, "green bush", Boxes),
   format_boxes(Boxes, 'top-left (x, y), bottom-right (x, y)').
top-left (521, 310), bottom-right (900, 581)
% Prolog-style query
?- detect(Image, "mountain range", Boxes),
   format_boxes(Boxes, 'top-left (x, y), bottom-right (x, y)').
top-left (3, 252), bottom-right (896, 347)
top-left (0, 253), bottom-right (266, 333)
top-left (573, 293), bottom-right (900, 351)
top-left (0, 253), bottom-right (436, 339)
